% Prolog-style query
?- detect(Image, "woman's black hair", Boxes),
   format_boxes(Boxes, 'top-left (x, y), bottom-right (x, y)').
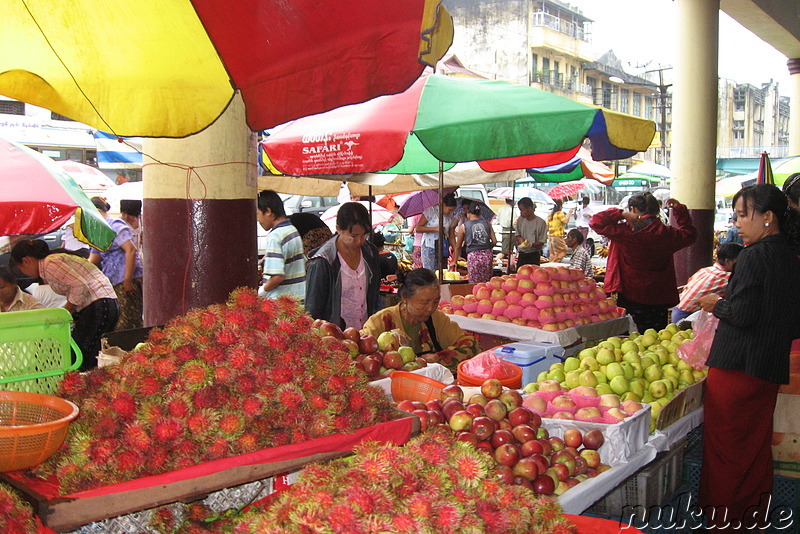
top-left (370, 231), bottom-right (386, 248)
top-left (336, 202), bottom-right (371, 233)
top-left (733, 184), bottom-right (800, 249)
top-left (550, 198), bottom-right (563, 217)
top-left (442, 193), bottom-right (457, 208)
top-left (0, 266), bottom-right (16, 285)
top-left (397, 268), bottom-right (439, 300)
top-left (120, 199), bottom-right (142, 217)
top-left (783, 172), bottom-right (800, 206)
top-left (90, 196), bottom-right (111, 212)
top-left (628, 192), bottom-right (661, 216)
top-left (468, 202), bottom-right (483, 216)
top-left (10, 239), bottom-right (51, 265)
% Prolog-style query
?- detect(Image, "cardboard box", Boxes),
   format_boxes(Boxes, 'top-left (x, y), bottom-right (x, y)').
top-left (773, 392), bottom-right (800, 478)
top-left (439, 282), bottom-right (475, 302)
top-left (655, 378), bottom-right (705, 430)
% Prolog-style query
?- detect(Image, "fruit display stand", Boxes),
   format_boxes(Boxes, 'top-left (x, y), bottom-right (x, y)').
top-left (448, 313), bottom-right (636, 349)
top-left (1, 413), bottom-right (418, 532)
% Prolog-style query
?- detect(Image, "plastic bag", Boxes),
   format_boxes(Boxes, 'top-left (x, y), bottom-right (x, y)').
top-left (460, 351), bottom-right (518, 380)
top-left (676, 311), bottom-right (719, 369)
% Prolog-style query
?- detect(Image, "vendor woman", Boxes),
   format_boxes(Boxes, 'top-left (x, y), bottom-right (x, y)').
top-left (361, 268), bottom-right (478, 369)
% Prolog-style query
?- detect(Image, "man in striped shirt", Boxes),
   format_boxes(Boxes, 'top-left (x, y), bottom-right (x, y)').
top-left (671, 242), bottom-right (743, 323)
top-left (257, 190), bottom-right (306, 300)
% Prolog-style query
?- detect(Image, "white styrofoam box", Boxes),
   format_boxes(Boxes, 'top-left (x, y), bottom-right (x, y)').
top-left (513, 340), bottom-right (565, 360)
top-left (540, 404), bottom-right (651, 466)
top-left (493, 343), bottom-right (549, 387)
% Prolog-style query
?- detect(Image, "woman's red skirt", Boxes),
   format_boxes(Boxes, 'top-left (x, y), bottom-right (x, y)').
top-left (700, 367), bottom-right (779, 531)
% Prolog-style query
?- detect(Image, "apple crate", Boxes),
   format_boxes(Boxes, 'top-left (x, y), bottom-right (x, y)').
top-left (655, 378), bottom-right (705, 430)
top-left (587, 437), bottom-right (687, 517)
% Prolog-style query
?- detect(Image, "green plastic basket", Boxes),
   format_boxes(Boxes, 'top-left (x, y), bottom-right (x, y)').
top-left (0, 308), bottom-right (82, 394)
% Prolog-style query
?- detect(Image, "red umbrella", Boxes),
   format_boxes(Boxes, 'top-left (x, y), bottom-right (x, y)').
top-left (547, 181), bottom-right (587, 199)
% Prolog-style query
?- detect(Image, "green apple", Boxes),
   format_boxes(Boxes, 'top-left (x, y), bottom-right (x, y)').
top-left (628, 332), bottom-right (640, 341)
top-left (640, 333), bottom-right (658, 348)
top-left (579, 370), bottom-right (599, 388)
top-left (630, 362), bottom-right (643, 378)
top-left (671, 333), bottom-right (687, 344)
top-left (640, 356), bottom-right (657, 369)
top-left (665, 342), bottom-right (680, 354)
top-left (398, 346), bottom-right (417, 364)
top-left (649, 401), bottom-right (663, 419)
top-left (578, 348), bottom-right (597, 361)
top-left (622, 351), bottom-right (641, 365)
top-left (644, 328), bottom-right (659, 338)
top-left (662, 364), bottom-right (679, 378)
top-left (579, 357), bottom-right (599, 372)
top-left (658, 329), bottom-right (673, 341)
top-left (563, 357), bottom-right (580, 373)
top-left (598, 340), bottom-right (616, 351)
top-left (549, 362), bottom-right (564, 372)
top-left (642, 391), bottom-right (654, 403)
top-left (629, 379), bottom-right (647, 399)
top-left (649, 380), bottom-right (668, 399)
top-left (644, 365), bottom-right (663, 382)
top-left (609, 375), bottom-right (629, 396)
top-left (607, 337), bottom-right (623, 349)
top-left (692, 369), bottom-right (706, 381)
top-left (620, 361), bottom-right (635, 380)
top-left (660, 339), bottom-right (672, 348)
top-left (523, 382), bottom-right (539, 394)
top-left (596, 348), bottom-right (616, 365)
top-left (665, 323), bottom-right (679, 335)
top-left (664, 375), bottom-right (678, 390)
top-left (677, 359), bottom-right (692, 371)
top-left (596, 383), bottom-right (613, 395)
top-left (656, 396), bottom-right (672, 407)
top-left (547, 369), bottom-right (566, 383)
top-left (622, 391), bottom-right (642, 402)
top-left (620, 341), bottom-right (639, 354)
top-left (606, 362), bottom-right (624, 380)
top-left (593, 370), bottom-right (608, 384)
top-left (537, 371), bottom-right (550, 383)
top-left (564, 370), bottom-right (582, 390)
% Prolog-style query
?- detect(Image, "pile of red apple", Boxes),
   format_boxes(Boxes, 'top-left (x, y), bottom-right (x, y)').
top-left (441, 264), bottom-right (623, 331)
top-left (312, 321), bottom-right (428, 380)
top-left (396, 379), bottom-right (610, 496)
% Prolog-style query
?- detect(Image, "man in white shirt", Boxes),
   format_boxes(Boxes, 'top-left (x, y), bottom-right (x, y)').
top-left (573, 196), bottom-right (594, 240)
top-left (515, 197), bottom-right (547, 267)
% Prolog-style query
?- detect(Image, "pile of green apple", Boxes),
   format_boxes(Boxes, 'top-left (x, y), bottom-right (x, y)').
top-left (311, 321), bottom-right (427, 380)
top-left (524, 324), bottom-right (707, 432)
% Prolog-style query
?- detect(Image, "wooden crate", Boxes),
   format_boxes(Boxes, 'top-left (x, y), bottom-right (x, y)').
top-left (3, 413), bottom-right (418, 532)
top-left (655, 378), bottom-right (705, 430)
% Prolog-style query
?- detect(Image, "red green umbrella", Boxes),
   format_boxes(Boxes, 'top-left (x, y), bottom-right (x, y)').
top-left (262, 74), bottom-right (656, 175)
top-left (0, 138), bottom-right (115, 250)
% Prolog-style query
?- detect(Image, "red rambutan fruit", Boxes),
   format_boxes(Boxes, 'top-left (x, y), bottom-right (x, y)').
top-left (136, 375), bottom-right (162, 397)
top-left (198, 309), bottom-right (221, 330)
top-left (166, 397), bottom-right (191, 419)
top-left (241, 396), bottom-right (263, 417)
top-left (214, 328), bottom-right (238, 346)
top-left (205, 438), bottom-right (230, 460)
top-left (173, 345), bottom-right (197, 364)
top-left (153, 417), bottom-right (183, 442)
top-left (326, 375), bottom-right (347, 394)
top-left (113, 449), bottom-right (144, 474)
top-left (213, 366), bottom-right (235, 385)
top-left (217, 413), bottom-right (245, 436)
top-left (111, 392), bottom-right (137, 419)
top-left (270, 367), bottom-right (293, 384)
top-left (227, 345), bottom-right (252, 370)
top-left (276, 384), bottom-right (304, 410)
top-left (237, 433), bottom-right (259, 453)
top-left (406, 492), bottom-right (432, 518)
top-left (58, 371), bottom-right (86, 397)
top-left (199, 344), bottom-right (226, 364)
top-left (229, 287), bottom-right (259, 309)
top-left (308, 393), bottom-right (327, 410)
top-left (153, 357), bottom-right (179, 378)
top-left (182, 360), bottom-right (210, 389)
top-left (347, 391), bottom-right (367, 411)
top-left (392, 513), bottom-right (420, 533)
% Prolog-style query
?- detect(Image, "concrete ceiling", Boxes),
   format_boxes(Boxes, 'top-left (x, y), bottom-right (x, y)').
top-left (721, 0), bottom-right (800, 58)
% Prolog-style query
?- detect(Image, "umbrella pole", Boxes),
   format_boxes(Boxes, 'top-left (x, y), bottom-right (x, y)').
top-left (369, 185), bottom-right (373, 229)
top-left (437, 161), bottom-right (445, 280)
top-left (509, 186), bottom-right (516, 274)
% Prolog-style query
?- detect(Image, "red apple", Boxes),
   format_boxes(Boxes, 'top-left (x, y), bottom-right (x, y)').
top-left (396, 400), bottom-right (416, 413)
top-left (520, 439), bottom-right (544, 457)
top-left (484, 399), bottom-right (508, 421)
top-left (563, 428), bottom-right (583, 449)
top-left (536, 427), bottom-right (549, 439)
top-left (497, 419), bottom-right (513, 432)
top-left (411, 409), bottom-right (429, 431)
top-left (319, 321), bottom-right (344, 339)
top-left (512, 457), bottom-right (540, 481)
top-left (411, 401), bottom-right (427, 411)
top-left (548, 436), bottom-right (566, 452)
top-left (537, 437), bottom-right (553, 456)
top-left (441, 400), bottom-right (464, 420)
top-left (362, 355), bottom-right (381, 376)
top-left (342, 326), bottom-right (360, 342)
top-left (455, 431), bottom-right (479, 446)
top-left (441, 384), bottom-right (464, 402)
top-left (491, 429), bottom-right (515, 449)
top-left (341, 338), bottom-right (360, 358)
top-left (551, 450), bottom-right (577, 475)
top-left (383, 351), bottom-right (403, 370)
top-left (573, 455), bottom-right (589, 475)
top-left (499, 389), bottom-right (523, 411)
top-left (476, 440), bottom-right (494, 454)
top-left (481, 378), bottom-right (504, 399)
top-left (532, 474), bottom-right (556, 496)
top-left (582, 429), bottom-right (605, 450)
top-left (514, 476), bottom-right (534, 491)
top-left (580, 448), bottom-right (602, 469)
top-left (494, 443), bottom-right (520, 467)
top-left (529, 453), bottom-right (550, 474)
top-left (358, 334), bottom-right (378, 354)
top-left (494, 464), bottom-right (515, 484)
top-left (425, 399), bottom-right (443, 412)
top-left (427, 410), bottom-right (444, 425)
top-left (511, 424), bottom-right (537, 444)
top-left (470, 416), bottom-right (495, 441)
top-left (468, 393), bottom-right (489, 406)
top-left (448, 410), bottom-right (474, 432)
top-left (550, 462), bottom-right (570, 482)
top-left (465, 403), bottom-right (485, 418)
top-left (508, 406), bottom-right (533, 427)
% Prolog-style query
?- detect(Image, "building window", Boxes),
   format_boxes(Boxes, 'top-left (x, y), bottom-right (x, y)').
top-left (645, 97), bottom-right (654, 121)
top-left (601, 81), bottom-right (612, 109)
top-left (620, 88), bottom-right (629, 114)
top-left (542, 58), bottom-right (550, 83)
top-left (0, 100), bottom-right (25, 115)
top-left (51, 112), bottom-right (75, 121)
top-left (633, 94), bottom-right (641, 116)
top-left (733, 120), bottom-right (745, 141)
top-left (733, 86), bottom-right (746, 112)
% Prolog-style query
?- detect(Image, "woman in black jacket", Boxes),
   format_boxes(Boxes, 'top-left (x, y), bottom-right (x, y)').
top-left (305, 202), bottom-right (381, 329)
top-left (698, 184), bottom-right (800, 530)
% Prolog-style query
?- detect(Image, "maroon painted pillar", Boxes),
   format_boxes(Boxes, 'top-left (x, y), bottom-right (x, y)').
top-left (141, 96), bottom-right (259, 326)
top-left (673, 208), bottom-right (714, 286)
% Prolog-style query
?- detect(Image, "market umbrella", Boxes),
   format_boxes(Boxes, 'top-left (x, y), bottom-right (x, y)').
top-left (772, 155), bottom-right (800, 186)
top-left (54, 160), bottom-right (116, 195)
top-left (320, 201), bottom-right (396, 231)
top-left (397, 187), bottom-right (458, 218)
top-left (618, 162), bottom-right (671, 183)
top-left (262, 74), bottom-right (657, 175)
top-left (527, 147), bottom-right (616, 185)
top-left (547, 181), bottom-right (588, 200)
top-left (715, 176), bottom-right (745, 198)
top-left (756, 151), bottom-right (774, 185)
top-left (488, 187), bottom-right (554, 205)
top-left (1, 0), bottom-right (453, 137)
top-left (0, 138), bottom-right (115, 249)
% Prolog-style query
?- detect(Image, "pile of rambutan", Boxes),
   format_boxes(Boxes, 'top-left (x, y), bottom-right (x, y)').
top-left (233, 429), bottom-right (577, 534)
top-left (0, 483), bottom-right (37, 533)
top-left (28, 289), bottom-right (397, 494)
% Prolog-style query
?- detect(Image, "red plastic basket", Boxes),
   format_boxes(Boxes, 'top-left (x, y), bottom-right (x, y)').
top-left (390, 371), bottom-right (447, 403)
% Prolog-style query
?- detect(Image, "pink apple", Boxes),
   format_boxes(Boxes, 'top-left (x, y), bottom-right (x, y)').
top-left (497, 315), bottom-right (512, 323)
top-left (504, 304), bottom-right (523, 320)
top-left (516, 264), bottom-right (535, 279)
top-left (520, 292), bottom-right (538, 307)
top-left (450, 294), bottom-right (464, 310)
top-left (476, 299), bottom-right (494, 315)
top-left (575, 406), bottom-right (602, 420)
top-left (599, 394), bottom-right (621, 408)
top-left (606, 408), bottom-right (628, 421)
top-left (481, 313), bottom-right (497, 321)
top-left (572, 386), bottom-right (598, 397)
top-left (538, 308), bottom-right (556, 324)
top-left (553, 295), bottom-right (565, 307)
top-left (517, 278), bottom-right (535, 294)
top-left (492, 300), bottom-right (509, 316)
top-left (501, 277), bottom-right (519, 293)
top-left (621, 400), bottom-right (644, 415)
top-left (490, 288), bottom-right (507, 303)
top-left (511, 318), bottom-right (527, 326)
top-left (534, 282), bottom-right (555, 297)
top-left (527, 320), bottom-right (542, 328)
top-left (531, 268), bottom-right (551, 283)
top-left (467, 312), bottom-right (482, 318)
top-left (551, 395), bottom-right (576, 408)
top-left (537, 380), bottom-right (562, 392)
top-left (505, 290), bottom-right (522, 305)
top-left (462, 295), bottom-right (478, 313)
top-left (486, 277), bottom-right (504, 290)
top-left (551, 411), bottom-right (575, 420)
top-left (522, 306), bottom-right (540, 322)
top-left (475, 287), bottom-right (492, 300)
top-left (535, 296), bottom-right (555, 310)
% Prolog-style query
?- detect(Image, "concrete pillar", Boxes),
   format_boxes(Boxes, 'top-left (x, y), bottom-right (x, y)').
top-left (670, 0), bottom-right (719, 285)
top-left (141, 94), bottom-right (259, 326)
top-left (788, 58), bottom-right (800, 156)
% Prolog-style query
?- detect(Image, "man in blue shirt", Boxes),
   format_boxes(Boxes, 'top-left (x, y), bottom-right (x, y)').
top-left (256, 190), bottom-right (306, 300)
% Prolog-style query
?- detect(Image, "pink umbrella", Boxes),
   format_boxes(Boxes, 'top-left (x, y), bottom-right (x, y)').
top-left (547, 181), bottom-right (587, 199)
top-left (320, 201), bottom-right (396, 231)
top-left (54, 160), bottom-right (116, 194)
